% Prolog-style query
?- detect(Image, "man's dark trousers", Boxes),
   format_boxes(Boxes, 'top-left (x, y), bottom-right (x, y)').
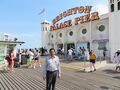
top-left (46, 71), bottom-right (58, 90)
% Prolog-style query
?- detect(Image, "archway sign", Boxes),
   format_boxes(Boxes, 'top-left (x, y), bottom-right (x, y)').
top-left (50, 6), bottom-right (100, 31)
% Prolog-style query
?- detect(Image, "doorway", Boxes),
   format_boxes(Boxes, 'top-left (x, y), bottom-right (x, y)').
top-left (67, 43), bottom-right (75, 50)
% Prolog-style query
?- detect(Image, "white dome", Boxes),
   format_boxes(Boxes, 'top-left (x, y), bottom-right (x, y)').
top-left (41, 20), bottom-right (50, 24)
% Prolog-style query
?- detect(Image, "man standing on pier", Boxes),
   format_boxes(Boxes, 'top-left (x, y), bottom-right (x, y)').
top-left (43, 48), bottom-right (61, 90)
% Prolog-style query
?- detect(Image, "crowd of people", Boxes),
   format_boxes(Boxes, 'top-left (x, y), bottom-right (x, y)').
top-left (67, 47), bottom-right (97, 72)
top-left (3, 48), bottom-right (42, 72)
top-left (3, 47), bottom-right (120, 73)
top-left (25, 49), bottom-right (42, 69)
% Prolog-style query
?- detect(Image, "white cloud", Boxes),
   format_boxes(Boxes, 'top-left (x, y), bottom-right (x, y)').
top-left (92, 3), bottom-right (109, 15)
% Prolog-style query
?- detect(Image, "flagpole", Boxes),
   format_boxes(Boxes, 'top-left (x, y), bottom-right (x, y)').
top-left (42, 8), bottom-right (46, 21)
top-left (44, 8), bottom-right (46, 20)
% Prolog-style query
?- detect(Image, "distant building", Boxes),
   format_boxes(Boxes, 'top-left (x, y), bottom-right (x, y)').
top-left (0, 33), bottom-right (24, 64)
top-left (41, 0), bottom-right (120, 61)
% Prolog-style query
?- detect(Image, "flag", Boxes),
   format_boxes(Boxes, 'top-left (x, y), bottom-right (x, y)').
top-left (38, 8), bottom-right (45, 15)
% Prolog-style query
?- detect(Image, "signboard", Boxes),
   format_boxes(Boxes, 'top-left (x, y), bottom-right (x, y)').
top-left (0, 47), bottom-right (5, 55)
top-left (0, 47), bottom-right (5, 64)
top-left (50, 6), bottom-right (100, 31)
top-left (0, 56), bottom-right (4, 64)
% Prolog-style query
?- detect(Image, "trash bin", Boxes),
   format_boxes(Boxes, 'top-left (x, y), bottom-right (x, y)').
top-left (14, 58), bottom-right (20, 68)
top-left (21, 55), bottom-right (27, 65)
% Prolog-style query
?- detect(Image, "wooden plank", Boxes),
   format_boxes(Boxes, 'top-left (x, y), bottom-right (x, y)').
top-left (10, 69), bottom-right (43, 90)
top-left (0, 81), bottom-right (5, 90)
top-left (0, 73), bottom-right (13, 90)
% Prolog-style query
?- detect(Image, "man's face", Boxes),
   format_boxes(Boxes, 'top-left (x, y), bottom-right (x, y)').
top-left (50, 50), bottom-right (55, 56)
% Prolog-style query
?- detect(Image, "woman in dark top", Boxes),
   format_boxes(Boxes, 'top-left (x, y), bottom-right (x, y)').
top-left (33, 50), bottom-right (41, 69)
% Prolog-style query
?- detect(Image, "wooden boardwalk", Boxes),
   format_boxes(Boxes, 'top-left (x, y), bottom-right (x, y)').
top-left (0, 66), bottom-right (83, 90)
top-left (1, 65), bottom-right (120, 90)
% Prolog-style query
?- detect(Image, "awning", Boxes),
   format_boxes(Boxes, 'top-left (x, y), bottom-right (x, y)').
top-left (92, 39), bottom-right (109, 43)
top-left (0, 40), bottom-right (25, 44)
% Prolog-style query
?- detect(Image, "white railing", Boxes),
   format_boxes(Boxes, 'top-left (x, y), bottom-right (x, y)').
top-left (0, 37), bottom-right (14, 41)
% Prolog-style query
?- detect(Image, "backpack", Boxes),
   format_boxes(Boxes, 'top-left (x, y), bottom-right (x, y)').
top-left (5, 56), bottom-right (10, 61)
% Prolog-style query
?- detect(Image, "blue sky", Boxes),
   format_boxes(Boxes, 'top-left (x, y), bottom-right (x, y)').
top-left (0, 0), bottom-right (108, 49)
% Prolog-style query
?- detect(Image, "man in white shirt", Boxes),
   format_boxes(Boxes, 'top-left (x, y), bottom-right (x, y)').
top-left (61, 48), bottom-right (65, 58)
top-left (43, 48), bottom-right (61, 90)
top-left (68, 48), bottom-right (73, 61)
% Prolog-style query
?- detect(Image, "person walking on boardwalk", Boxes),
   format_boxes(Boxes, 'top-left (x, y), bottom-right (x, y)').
top-left (61, 48), bottom-right (65, 58)
top-left (43, 48), bottom-right (61, 90)
top-left (8, 49), bottom-right (15, 72)
top-left (89, 50), bottom-right (97, 72)
top-left (113, 50), bottom-right (120, 71)
top-left (33, 50), bottom-right (41, 69)
top-left (27, 49), bottom-right (34, 68)
top-left (68, 48), bottom-right (73, 61)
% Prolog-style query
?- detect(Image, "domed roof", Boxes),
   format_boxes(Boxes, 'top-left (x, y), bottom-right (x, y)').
top-left (41, 20), bottom-right (50, 24)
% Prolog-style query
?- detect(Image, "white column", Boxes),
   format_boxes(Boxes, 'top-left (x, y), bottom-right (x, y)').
top-left (89, 21), bottom-right (92, 50)
top-left (4, 45), bottom-right (7, 56)
top-left (74, 38), bottom-right (77, 56)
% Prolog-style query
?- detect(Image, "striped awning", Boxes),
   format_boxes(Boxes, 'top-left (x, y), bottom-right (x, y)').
top-left (92, 39), bottom-right (109, 43)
